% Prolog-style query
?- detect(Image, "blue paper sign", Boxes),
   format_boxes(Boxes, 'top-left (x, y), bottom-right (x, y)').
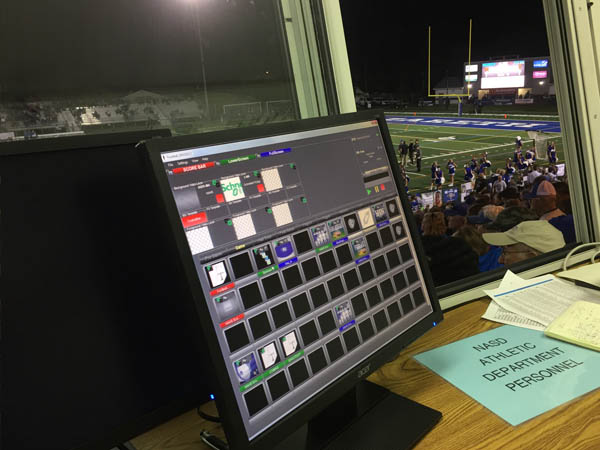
top-left (414, 325), bottom-right (600, 425)
top-left (442, 187), bottom-right (458, 203)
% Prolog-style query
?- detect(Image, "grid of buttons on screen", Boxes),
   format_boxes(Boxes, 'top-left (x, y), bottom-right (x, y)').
top-left (178, 162), bottom-right (308, 257)
top-left (202, 196), bottom-right (430, 423)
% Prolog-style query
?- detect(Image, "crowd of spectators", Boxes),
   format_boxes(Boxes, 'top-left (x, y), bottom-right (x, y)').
top-left (410, 164), bottom-right (573, 286)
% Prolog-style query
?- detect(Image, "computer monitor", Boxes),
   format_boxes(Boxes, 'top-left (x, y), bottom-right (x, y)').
top-left (141, 111), bottom-right (443, 450)
top-left (0, 130), bottom-right (212, 450)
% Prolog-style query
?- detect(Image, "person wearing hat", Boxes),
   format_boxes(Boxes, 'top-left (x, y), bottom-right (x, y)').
top-left (482, 220), bottom-right (565, 266)
top-left (525, 180), bottom-right (565, 221)
top-left (486, 206), bottom-right (539, 232)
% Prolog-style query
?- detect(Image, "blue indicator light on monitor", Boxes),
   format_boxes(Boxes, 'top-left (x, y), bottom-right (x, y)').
top-left (210, 394), bottom-right (215, 400)
top-left (433, 322), bottom-right (437, 327)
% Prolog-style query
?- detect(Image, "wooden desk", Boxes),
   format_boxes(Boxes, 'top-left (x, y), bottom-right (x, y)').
top-left (131, 299), bottom-right (600, 450)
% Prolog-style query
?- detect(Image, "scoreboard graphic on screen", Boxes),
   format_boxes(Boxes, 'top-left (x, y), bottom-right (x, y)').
top-left (481, 60), bottom-right (525, 89)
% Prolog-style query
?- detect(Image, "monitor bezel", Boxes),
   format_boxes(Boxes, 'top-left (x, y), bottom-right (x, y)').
top-left (0, 128), bottom-right (217, 450)
top-left (141, 110), bottom-right (443, 450)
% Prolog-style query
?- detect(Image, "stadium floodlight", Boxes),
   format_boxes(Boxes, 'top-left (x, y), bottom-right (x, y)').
top-left (467, 84), bottom-right (473, 89)
top-left (539, 81), bottom-right (545, 85)
top-left (177, 0), bottom-right (211, 119)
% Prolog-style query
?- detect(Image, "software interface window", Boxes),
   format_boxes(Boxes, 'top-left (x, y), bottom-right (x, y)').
top-left (160, 121), bottom-right (434, 438)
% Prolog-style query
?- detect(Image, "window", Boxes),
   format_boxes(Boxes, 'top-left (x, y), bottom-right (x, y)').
top-left (0, 0), bottom-right (355, 142)
top-left (336, 1), bottom-right (599, 308)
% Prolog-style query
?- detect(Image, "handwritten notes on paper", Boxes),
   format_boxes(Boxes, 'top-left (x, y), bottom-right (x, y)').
top-left (545, 301), bottom-right (600, 351)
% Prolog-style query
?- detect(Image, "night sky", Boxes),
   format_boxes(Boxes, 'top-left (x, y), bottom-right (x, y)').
top-left (0, 1), bottom-right (550, 100)
top-left (340, 1), bottom-right (550, 97)
top-left (0, 0), bottom-right (284, 98)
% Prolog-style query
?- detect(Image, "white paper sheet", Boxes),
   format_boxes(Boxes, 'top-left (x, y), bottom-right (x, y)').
top-left (481, 300), bottom-right (545, 330)
top-left (484, 273), bottom-right (600, 327)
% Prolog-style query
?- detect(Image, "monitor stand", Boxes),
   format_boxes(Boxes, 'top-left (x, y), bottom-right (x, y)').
top-left (275, 380), bottom-right (441, 450)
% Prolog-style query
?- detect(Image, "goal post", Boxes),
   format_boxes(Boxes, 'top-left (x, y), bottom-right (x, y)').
top-left (527, 130), bottom-right (551, 160)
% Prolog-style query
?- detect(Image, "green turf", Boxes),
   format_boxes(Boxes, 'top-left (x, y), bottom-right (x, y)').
top-left (387, 122), bottom-right (563, 193)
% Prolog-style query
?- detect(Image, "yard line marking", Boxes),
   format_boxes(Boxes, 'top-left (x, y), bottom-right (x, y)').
top-left (421, 142), bottom-right (515, 160)
top-left (419, 135), bottom-right (562, 161)
top-left (417, 143), bottom-right (514, 152)
top-left (389, 130), bottom-right (547, 140)
top-left (419, 148), bottom-right (458, 153)
top-left (385, 111), bottom-right (561, 119)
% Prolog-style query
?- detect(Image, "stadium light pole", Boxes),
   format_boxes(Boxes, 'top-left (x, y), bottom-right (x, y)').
top-left (182, 0), bottom-right (210, 120)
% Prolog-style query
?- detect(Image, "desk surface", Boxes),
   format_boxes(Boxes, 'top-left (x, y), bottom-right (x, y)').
top-left (131, 299), bottom-right (600, 450)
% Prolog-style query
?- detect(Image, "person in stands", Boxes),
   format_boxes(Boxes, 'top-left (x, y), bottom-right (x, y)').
top-left (486, 206), bottom-right (539, 232)
top-left (420, 211), bottom-right (479, 285)
top-left (453, 225), bottom-right (503, 272)
top-left (525, 180), bottom-right (565, 221)
top-left (492, 169), bottom-right (507, 194)
top-left (527, 164), bottom-right (542, 185)
top-left (482, 220), bottom-right (565, 266)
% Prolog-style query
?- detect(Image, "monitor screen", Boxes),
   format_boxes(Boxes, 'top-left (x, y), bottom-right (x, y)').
top-left (142, 112), bottom-right (443, 449)
top-left (481, 60), bottom-right (525, 89)
top-left (0, 131), bottom-right (212, 450)
top-left (533, 59), bottom-right (549, 68)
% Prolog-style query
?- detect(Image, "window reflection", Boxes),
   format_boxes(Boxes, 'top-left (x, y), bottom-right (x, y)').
top-left (0, 0), bottom-right (296, 141)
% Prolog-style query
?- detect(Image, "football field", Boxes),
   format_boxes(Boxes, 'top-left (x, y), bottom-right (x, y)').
top-left (385, 115), bottom-right (563, 194)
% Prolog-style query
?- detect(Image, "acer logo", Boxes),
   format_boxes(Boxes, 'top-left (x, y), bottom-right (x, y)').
top-left (357, 364), bottom-right (370, 378)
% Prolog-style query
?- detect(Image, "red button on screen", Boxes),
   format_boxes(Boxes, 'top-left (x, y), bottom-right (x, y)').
top-left (181, 212), bottom-right (208, 228)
